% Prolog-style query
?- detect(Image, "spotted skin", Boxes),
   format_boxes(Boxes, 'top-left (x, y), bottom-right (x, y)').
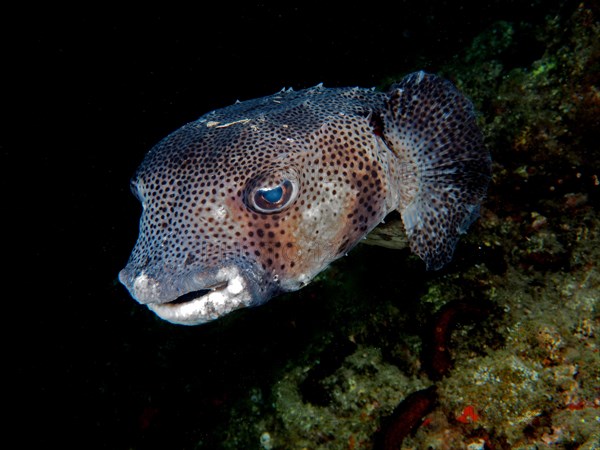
top-left (384, 72), bottom-right (491, 269)
top-left (119, 72), bottom-right (491, 325)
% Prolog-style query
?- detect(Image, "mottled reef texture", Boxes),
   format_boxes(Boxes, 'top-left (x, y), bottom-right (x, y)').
top-left (215, 3), bottom-right (600, 449)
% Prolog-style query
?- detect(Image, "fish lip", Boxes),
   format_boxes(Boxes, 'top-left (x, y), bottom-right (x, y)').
top-left (145, 266), bottom-right (257, 326)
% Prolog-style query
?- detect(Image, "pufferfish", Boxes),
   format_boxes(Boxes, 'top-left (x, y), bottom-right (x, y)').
top-left (119, 72), bottom-right (491, 325)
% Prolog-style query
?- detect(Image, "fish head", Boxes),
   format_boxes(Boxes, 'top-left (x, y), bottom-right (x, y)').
top-left (119, 87), bottom-right (392, 325)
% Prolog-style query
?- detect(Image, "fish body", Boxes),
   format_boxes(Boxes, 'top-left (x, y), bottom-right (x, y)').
top-left (119, 72), bottom-right (491, 325)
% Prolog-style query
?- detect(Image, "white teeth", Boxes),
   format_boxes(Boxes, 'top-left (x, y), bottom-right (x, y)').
top-left (227, 275), bottom-right (244, 295)
top-left (147, 267), bottom-right (253, 326)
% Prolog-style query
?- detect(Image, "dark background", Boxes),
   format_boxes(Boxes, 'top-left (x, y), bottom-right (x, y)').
top-left (6, 2), bottom-right (571, 448)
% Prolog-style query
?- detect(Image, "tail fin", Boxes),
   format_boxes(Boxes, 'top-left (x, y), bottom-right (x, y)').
top-left (383, 71), bottom-right (491, 270)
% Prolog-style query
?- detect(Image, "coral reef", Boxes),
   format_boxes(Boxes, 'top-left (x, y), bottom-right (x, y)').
top-left (209, 2), bottom-right (600, 448)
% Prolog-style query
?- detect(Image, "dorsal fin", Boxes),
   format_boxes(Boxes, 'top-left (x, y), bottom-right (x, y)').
top-left (382, 72), bottom-right (491, 270)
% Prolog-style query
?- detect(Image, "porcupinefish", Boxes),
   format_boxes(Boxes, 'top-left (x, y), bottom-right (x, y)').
top-left (119, 72), bottom-right (491, 325)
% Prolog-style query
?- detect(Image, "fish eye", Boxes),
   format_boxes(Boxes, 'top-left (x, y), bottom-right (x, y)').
top-left (249, 179), bottom-right (296, 213)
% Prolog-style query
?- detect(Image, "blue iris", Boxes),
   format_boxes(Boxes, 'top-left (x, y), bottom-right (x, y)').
top-left (260, 185), bottom-right (284, 203)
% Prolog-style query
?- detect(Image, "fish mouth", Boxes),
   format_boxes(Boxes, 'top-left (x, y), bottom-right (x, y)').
top-left (121, 265), bottom-right (257, 326)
